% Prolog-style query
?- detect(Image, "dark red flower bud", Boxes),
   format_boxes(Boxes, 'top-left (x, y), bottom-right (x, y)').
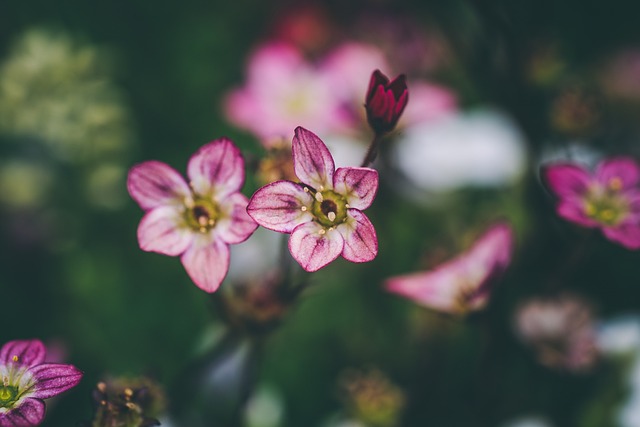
top-left (365, 69), bottom-right (409, 135)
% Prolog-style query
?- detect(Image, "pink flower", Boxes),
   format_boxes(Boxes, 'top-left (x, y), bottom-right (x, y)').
top-left (385, 223), bottom-right (514, 314)
top-left (542, 157), bottom-right (640, 249)
top-left (0, 339), bottom-right (83, 426)
top-left (127, 138), bottom-right (258, 292)
top-left (247, 127), bottom-right (379, 272)
top-left (365, 70), bottom-right (409, 135)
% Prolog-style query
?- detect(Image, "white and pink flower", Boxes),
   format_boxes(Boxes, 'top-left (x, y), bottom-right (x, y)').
top-left (127, 138), bottom-right (258, 292)
top-left (247, 127), bottom-right (378, 272)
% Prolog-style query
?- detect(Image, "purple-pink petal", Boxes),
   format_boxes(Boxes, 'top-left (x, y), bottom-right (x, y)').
top-left (338, 209), bottom-right (378, 263)
top-left (216, 193), bottom-right (258, 244)
top-left (602, 223), bottom-right (640, 250)
top-left (27, 363), bottom-right (83, 399)
top-left (127, 161), bottom-right (191, 211)
top-left (187, 138), bottom-right (245, 200)
top-left (0, 398), bottom-right (44, 427)
top-left (292, 127), bottom-right (335, 190)
top-left (595, 157), bottom-right (640, 189)
top-left (542, 163), bottom-right (591, 199)
top-left (181, 239), bottom-right (230, 293)
top-left (137, 206), bottom-right (193, 256)
top-left (333, 167), bottom-right (379, 210)
top-left (246, 180), bottom-right (314, 233)
top-left (288, 221), bottom-right (344, 272)
top-left (0, 340), bottom-right (45, 368)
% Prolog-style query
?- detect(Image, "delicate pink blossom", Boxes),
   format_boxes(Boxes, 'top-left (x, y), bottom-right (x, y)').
top-left (127, 138), bottom-right (258, 292)
top-left (365, 70), bottom-right (409, 135)
top-left (385, 222), bottom-right (514, 314)
top-left (0, 339), bottom-right (83, 426)
top-left (542, 156), bottom-right (640, 249)
top-left (247, 127), bottom-right (378, 272)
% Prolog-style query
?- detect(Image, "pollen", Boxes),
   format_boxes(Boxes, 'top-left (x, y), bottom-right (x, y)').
top-left (303, 187), bottom-right (310, 192)
top-left (328, 212), bottom-right (336, 222)
top-left (318, 229), bottom-right (326, 235)
top-left (301, 206), bottom-right (307, 211)
top-left (198, 216), bottom-right (209, 227)
top-left (609, 177), bottom-right (623, 191)
top-left (315, 192), bottom-right (324, 202)
top-left (345, 204), bottom-right (350, 208)
top-left (11, 355), bottom-right (17, 362)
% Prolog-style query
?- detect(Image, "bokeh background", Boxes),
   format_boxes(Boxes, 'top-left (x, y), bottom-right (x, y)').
top-left (3, 0), bottom-right (640, 426)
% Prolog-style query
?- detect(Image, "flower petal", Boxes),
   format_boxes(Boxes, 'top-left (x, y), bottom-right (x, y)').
top-left (595, 157), bottom-right (640, 189)
top-left (247, 180), bottom-right (314, 233)
top-left (0, 340), bottom-right (45, 367)
top-left (127, 161), bottom-right (191, 211)
top-left (557, 200), bottom-right (599, 228)
top-left (137, 206), bottom-right (193, 256)
top-left (602, 223), bottom-right (640, 250)
top-left (338, 209), bottom-right (378, 263)
top-left (292, 127), bottom-right (335, 190)
top-left (216, 193), bottom-right (258, 244)
top-left (541, 163), bottom-right (591, 198)
top-left (288, 221), bottom-right (344, 272)
top-left (181, 238), bottom-right (230, 292)
top-left (187, 138), bottom-right (245, 200)
top-left (0, 398), bottom-right (44, 427)
top-left (333, 167), bottom-right (379, 210)
top-left (27, 363), bottom-right (83, 399)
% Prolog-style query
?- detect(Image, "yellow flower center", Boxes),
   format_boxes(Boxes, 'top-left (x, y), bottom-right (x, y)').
top-left (584, 181), bottom-right (628, 226)
top-left (311, 189), bottom-right (349, 228)
top-left (184, 196), bottom-right (220, 233)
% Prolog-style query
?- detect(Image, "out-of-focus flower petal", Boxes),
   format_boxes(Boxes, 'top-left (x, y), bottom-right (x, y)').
top-left (137, 206), bottom-right (193, 256)
top-left (28, 363), bottom-right (83, 399)
top-left (247, 181), bottom-right (314, 233)
top-left (595, 157), bottom-right (640, 189)
top-left (288, 221), bottom-right (344, 272)
top-left (127, 161), bottom-right (191, 211)
top-left (542, 163), bottom-right (591, 198)
top-left (181, 239), bottom-right (230, 293)
top-left (292, 127), bottom-right (335, 190)
top-left (187, 138), bottom-right (245, 200)
top-left (399, 82), bottom-right (457, 127)
top-left (333, 168), bottom-right (378, 210)
top-left (216, 193), bottom-right (258, 244)
top-left (602, 223), bottom-right (640, 250)
top-left (557, 200), bottom-right (599, 228)
top-left (0, 398), bottom-right (44, 427)
top-left (0, 339), bottom-right (45, 367)
top-left (338, 209), bottom-right (378, 263)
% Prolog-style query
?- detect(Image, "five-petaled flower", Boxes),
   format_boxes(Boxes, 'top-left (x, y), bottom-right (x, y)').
top-left (127, 138), bottom-right (258, 292)
top-left (542, 157), bottom-right (640, 249)
top-left (247, 127), bottom-right (379, 272)
top-left (0, 339), bottom-right (82, 426)
top-left (385, 222), bottom-right (514, 315)
top-left (365, 69), bottom-right (409, 135)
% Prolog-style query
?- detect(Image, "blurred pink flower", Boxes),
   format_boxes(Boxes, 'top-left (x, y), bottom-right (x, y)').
top-left (515, 294), bottom-right (598, 372)
top-left (365, 70), bottom-right (409, 135)
top-left (385, 222), bottom-right (514, 314)
top-left (399, 81), bottom-right (457, 126)
top-left (0, 339), bottom-right (82, 426)
top-left (224, 43), bottom-right (352, 145)
top-left (127, 138), bottom-right (258, 292)
top-left (542, 157), bottom-right (640, 249)
top-left (247, 127), bottom-right (378, 272)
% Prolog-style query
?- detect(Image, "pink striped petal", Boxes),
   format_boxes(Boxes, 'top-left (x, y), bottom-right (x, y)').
top-left (542, 163), bottom-right (591, 198)
top-left (127, 161), bottom-right (191, 211)
top-left (217, 193), bottom-right (258, 244)
top-left (292, 127), bottom-right (335, 190)
top-left (137, 206), bottom-right (193, 256)
top-left (338, 209), bottom-right (378, 263)
top-left (247, 180), bottom-right (314, 233)
top-left (0, 340), bottom-right (45, 367)
top-left (181, 239), bottom-right (230, 292)
top-left (333, 167), bottom-right (379, 210)
top-left (602, 223), bottom-right (640, 250)
top-left (288, 221), bottom-right (344, 272)
top-left (595, 157), bottom-right (640, 189)
top-left (28, 363), bottom-right (83, 399)
top-left (0, 398), bottom-right (44, 427)
top-left (187, 138), bottom-right (245, 200)
top-left (557, 200), bottom-right (599, 228)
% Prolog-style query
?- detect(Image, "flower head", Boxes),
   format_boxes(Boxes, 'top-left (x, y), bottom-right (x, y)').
top-left (385, 222), bottom-right (514, 315)
top-left (365, 70), bottom-right (409, 135)
top-left (542, 156), bottom-right (640, 249)
top-left (0, 339), bottom-right (83, 426)
top-left (127, 138), bottom-right (258, 292)
top-left (247, 127), bottom-right (379, 272)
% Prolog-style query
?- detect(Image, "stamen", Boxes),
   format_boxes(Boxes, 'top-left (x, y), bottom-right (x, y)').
top-left (97, 382), bottom-right (107, 393)
top-left (318, 229), bottom-right (326, 235)
top-left (3, 376), bottom-right (8, 387)
top-left (198, 216), bottom-right (208, 227)
top-left (124, 388), bottom-right (133, 398)
top-left (208, 219), bottom-right (215, 226)
top-left (303, 187), bottom-right (310, 193)
top-left (609, 177), bottom-right (623, 191)
top-left (11, 356), bottom-right (18, 363)
top-left (315, 192), bottom-right (324, 202)
top-left (328, 212), bottom-right (336, 222)
top-left (601, 209), bottom-right (615, 221)
top-left (584, 202), bottom-right (596, 216)
top-left (301, 206), bottom-right (307, 212)
top-left (345, 203), bottom-right (350, 208)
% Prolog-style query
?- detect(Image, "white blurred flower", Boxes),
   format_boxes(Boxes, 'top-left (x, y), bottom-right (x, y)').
top-left (392, 108), bottom-right (527, 193)
top-left (244, 385), bottom-right (285, 427)
top-left (228, 227), bottom-right (282, 283)
top-left (619, 390), bottom-right (640, 427)
top-left (323, 134), bottom-right (369, 169)
top-left (597, 316), bottom-right (640, 356)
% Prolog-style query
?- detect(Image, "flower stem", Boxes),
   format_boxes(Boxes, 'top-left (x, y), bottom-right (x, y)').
top-left (361, 133), bottom-right (382, 167)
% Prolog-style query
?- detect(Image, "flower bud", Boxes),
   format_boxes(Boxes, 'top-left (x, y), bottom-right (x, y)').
top-left (365, 70), bottom-right (409, 135)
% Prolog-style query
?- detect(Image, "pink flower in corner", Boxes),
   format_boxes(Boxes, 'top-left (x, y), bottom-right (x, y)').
top-left (0, 339), bottom-right (82, 426)
top-left (247, 127), bottom-right (379, 272)
top-left (127, 138), bottom-right (258, 292)
top-left (542, 157), bottom-right (640, 249)
top-left (385, 223), bottom-right (514, 315)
